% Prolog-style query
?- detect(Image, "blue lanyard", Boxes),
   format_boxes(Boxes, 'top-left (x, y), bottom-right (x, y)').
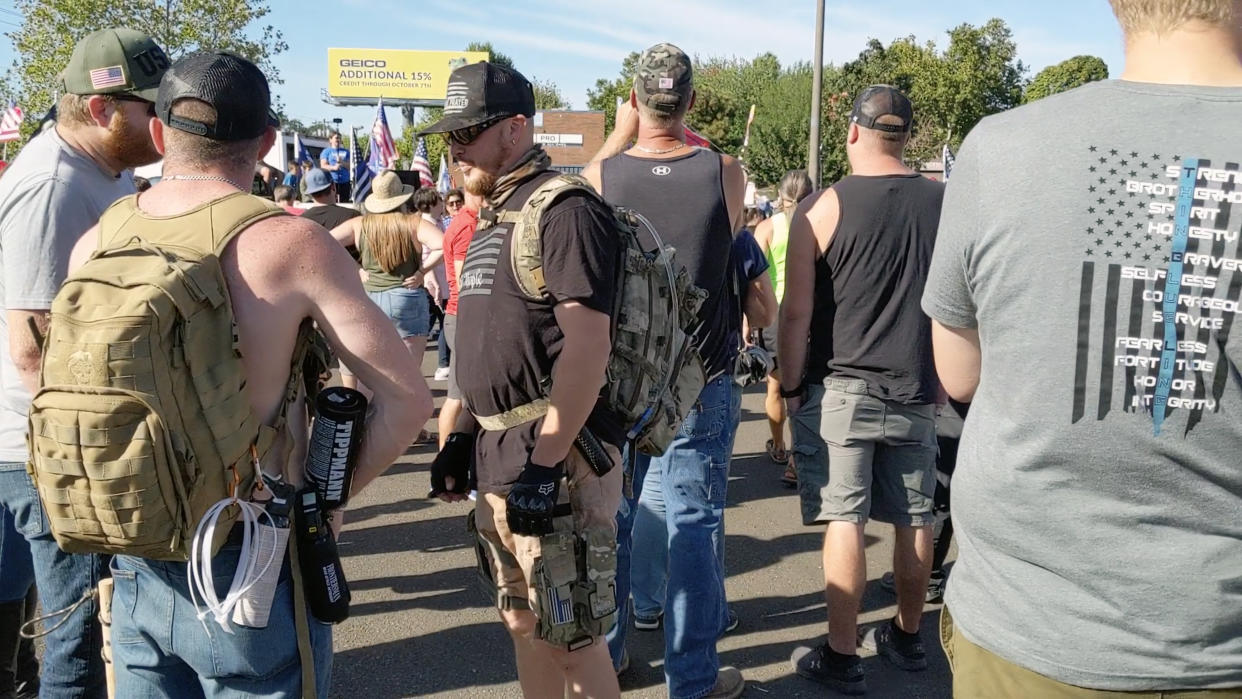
top-left (1152, 158), bottom-right (1199, 435)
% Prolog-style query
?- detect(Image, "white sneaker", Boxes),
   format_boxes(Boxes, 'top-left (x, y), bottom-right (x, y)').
top-left (433, 367), bottom-right (451, 381)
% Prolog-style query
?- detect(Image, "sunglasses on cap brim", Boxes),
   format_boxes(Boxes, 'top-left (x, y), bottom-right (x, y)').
top-left (113, 94), bottom-right (156, 117)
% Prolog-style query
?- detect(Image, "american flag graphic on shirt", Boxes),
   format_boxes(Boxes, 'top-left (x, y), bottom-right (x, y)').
top-left (1073, 146), bottom-right (1242, 436)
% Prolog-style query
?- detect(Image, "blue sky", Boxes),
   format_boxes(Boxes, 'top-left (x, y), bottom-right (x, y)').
top-left (0, 0), bottom-right (1127, 135)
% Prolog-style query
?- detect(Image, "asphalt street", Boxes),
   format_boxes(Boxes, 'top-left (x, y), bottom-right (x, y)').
top-left (328, 350), bottom-right (954, 698)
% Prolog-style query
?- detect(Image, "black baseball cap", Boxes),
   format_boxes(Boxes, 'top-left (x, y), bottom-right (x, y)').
top-left (419, 62), bottom-right (535, 136)
top-left (156, 51), bottom-right (271, 141)
top-left (850, 85), bottom-right (913, 133)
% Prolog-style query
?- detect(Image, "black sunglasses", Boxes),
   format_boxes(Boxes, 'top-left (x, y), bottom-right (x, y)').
top-left (448, 116), bottom-right (508, 146)
top-left (446, 198), bottom-right (463, 206)
top-left (113, 94), bottom-right (156, 117)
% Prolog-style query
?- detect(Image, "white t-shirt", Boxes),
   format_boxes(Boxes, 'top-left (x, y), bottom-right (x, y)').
top-left (0, 127), bottom-right (136, 462)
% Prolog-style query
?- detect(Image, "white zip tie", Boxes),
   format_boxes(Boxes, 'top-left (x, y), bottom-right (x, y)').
top-left (186, 495), bottom-right (279, 633)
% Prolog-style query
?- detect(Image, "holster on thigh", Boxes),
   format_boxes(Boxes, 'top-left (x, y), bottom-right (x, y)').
top-left (531, 523), bottom-right (618, 649)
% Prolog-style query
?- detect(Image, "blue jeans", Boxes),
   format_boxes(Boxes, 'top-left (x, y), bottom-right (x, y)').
top-left (111, 540), bottom-right (333, 698)
top-left (608, 375), bottom-right (742, 699)
top-left (0, 492), bottom-right (33, 602)
top-left (630, 381), bottom-right (741, 622)
top-left (0, 466), bottom-right (108, 699)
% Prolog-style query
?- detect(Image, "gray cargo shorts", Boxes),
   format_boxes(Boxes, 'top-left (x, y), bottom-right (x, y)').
top-left (790, 377), bottom-right (936, 527)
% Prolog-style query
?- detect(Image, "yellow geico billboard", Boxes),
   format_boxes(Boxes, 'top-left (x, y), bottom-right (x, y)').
top-left (327, 49), bottom-right (489, 101)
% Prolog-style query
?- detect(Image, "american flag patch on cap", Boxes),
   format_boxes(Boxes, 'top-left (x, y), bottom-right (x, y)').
top-left (89, 65), bottom-right (126, 90)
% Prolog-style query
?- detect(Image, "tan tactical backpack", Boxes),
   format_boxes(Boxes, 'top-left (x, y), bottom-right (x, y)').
top-left (27, 192), bottom-right (313, 561)
top-left (493, 174), bottom-right (706, 456)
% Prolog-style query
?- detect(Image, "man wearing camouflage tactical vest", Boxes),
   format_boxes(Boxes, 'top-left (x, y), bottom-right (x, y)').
top-left (584, 42), bottom-right (748, 699)
top-left (63, 51), bottom-right (429, 698)
top-left (422, 62), bottom-right (625, 698)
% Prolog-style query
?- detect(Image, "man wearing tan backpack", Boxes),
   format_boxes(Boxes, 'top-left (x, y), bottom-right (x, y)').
top-left (52, 51), bottom-right (430, 698)
top-left (0, 27), bottom-right (170, 699)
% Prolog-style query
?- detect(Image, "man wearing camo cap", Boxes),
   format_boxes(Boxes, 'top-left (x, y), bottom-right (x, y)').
top-left (585, 42), bottom-right (748, 699)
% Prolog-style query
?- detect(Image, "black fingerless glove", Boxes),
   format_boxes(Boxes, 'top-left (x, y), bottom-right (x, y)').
top-left (505, 458), bottom-right (564, 536)
top-left (429, 432), bottom-right (474, 497)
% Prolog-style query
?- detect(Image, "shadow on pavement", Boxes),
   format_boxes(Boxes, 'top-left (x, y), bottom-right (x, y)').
top-left (331, 620), bottom-right (516, 697)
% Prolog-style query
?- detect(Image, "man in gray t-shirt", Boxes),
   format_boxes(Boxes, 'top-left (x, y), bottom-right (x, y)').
top-left (0, 27), bottom-right (167, 697)
top-left (923, 2), bottom-right (1242, 695)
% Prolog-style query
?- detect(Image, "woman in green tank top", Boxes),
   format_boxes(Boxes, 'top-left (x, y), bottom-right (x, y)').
top-left (753, 169), bottom-right (813, 485)
top-left (330, 170), bottom-right (444, 372)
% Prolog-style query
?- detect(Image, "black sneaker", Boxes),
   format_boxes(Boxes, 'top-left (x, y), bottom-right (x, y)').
top-left (878, 570), bottom-right (946, 604)
top-left (791, 642), bottom-right (866, 695)
top-left (858, 619), bottom-right (928, 671)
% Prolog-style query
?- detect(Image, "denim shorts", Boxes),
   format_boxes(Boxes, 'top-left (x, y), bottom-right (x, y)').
top-left (367, 286), bottom-right (430, 338)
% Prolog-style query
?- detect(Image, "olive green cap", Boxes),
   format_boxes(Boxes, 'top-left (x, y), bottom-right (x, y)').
top-left (60, 28), bottom-right (170, 102)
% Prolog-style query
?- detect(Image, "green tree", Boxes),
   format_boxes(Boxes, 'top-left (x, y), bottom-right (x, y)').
top-left (4, 0), bottom-right (287, 143)
top-left (586, 51), bottom-right (640, 132)
top-left (1023, 55), bottom-right (1109, 103)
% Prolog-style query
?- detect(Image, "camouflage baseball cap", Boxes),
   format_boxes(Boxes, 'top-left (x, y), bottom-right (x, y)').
top-left (634, 43), bottom-right (693, 115)
top-left (60, 28), bottom-right (170, 102)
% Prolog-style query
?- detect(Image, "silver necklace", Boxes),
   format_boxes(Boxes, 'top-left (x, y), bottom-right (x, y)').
top-left (163, 174), bottom-right (249, 191)
top-left (634, 141), bottom-right (686, 155)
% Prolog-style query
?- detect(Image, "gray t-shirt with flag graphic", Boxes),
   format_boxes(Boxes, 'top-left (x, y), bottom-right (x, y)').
top-left (923, 80), bottom-right (1242, 691)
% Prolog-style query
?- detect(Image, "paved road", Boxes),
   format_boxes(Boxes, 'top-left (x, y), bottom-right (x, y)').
top-left (329, 352), bottom-right (953, 698)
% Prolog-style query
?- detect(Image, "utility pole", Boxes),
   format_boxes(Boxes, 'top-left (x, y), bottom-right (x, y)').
top-left (808, 0), bottom-right (825, 188)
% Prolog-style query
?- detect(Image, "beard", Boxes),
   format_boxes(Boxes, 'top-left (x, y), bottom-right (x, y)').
top-left (462, 168), bottom-right (497, 197)
top-left (461, 138), bottom-right (518, 197)
top-left (106, 108), bottom-right (161, 169)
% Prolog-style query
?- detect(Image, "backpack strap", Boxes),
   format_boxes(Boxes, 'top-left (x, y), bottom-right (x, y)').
top-left (96, 191), bottom-right (287, 257)
top-left (506, 174), bottom-right (604, 300)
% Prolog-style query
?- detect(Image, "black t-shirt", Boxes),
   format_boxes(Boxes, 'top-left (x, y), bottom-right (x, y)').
top-left (455, 171), bottom-right (623, 492)
top-left (301, 204), bottom-right (362, 260)
top-left (300, 204), bottom-right (360, 231)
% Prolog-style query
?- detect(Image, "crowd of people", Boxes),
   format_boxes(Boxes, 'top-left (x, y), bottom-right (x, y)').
top-left (0, 1), bottom-right (1240, 698)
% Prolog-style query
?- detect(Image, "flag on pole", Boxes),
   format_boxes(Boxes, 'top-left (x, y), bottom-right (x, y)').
top-left (435, 153), bottom-right (452, 193)
top-left (350, 128), bottom-right (373, 202)
top-left (942, 142), bottom-right (956, 181)
top-left (292, 132), bottom-right (313, 167)
top-left (410, 138), bottom-right (434, 188)
top-left (0, 101), bottom-right (23, 142)
top-left (368, 98), bottom-right (398, 173)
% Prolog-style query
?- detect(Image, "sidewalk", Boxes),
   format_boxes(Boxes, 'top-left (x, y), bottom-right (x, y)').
top-left (329, 357), bottom-right (953, 698)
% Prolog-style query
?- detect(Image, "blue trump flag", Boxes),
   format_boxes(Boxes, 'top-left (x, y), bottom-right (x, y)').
top-left (350, 128), bottom-right (372, 202)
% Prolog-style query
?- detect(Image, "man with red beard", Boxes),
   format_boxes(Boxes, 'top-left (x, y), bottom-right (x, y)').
top-left (0, 27), bottom-right (168, 699)
top-left (423, 62), bottom-right (624, 698)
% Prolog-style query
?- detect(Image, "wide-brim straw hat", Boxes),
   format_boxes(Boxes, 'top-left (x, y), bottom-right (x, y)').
top-left (364, 170), bottom-right (415, 214)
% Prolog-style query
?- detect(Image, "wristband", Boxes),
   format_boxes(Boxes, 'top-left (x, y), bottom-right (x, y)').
top-left (779, 384), bottom-right (803, 399)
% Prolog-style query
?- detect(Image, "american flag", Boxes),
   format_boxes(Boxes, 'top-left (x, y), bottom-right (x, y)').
top-left (89, 65), bottom-right (126, 90)
top-left (436, 153), bottom-right (452, 193)
top-left (0, 101), bottom-right (22, 142)
top-left (367, 98), bottom-right (398, 172)
top-left (1071, 146), bottom-right (1241, 437)
top-left (410, 138), bottom-right (434, 188)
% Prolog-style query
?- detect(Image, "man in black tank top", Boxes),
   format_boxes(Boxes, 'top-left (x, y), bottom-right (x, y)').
top-left (778, 86), bottom-right (943, 694)
top-left (583, 43), bottom-right (747, 699)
